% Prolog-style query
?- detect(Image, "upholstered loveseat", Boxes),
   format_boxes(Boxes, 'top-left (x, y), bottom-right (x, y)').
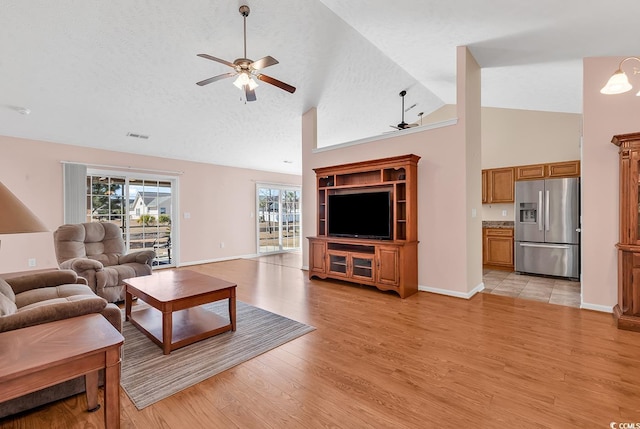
top-left (0, 269), bottom-right (122, 418)
top-left (54, 222), bottom-right (156, 302)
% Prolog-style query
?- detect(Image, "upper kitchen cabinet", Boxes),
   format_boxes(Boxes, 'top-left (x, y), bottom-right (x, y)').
top-left (547, 160), bottom-right (580, 178)
top-left (483, 167), bottom-right (515, 204)
top-left (515, 160), bottom-right (580, 181)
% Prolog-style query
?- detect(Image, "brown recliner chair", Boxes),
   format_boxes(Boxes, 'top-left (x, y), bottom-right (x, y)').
top-left (53, 222), bottom-right (156, 302)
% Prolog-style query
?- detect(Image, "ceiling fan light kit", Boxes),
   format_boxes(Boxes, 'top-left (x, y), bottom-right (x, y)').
top-left (196, 5), bottom-right (296, 102)
top-left (601, 56), bottom-right (640, 96)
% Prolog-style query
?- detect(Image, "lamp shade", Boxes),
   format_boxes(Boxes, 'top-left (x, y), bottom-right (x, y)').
top-left (233, 72), bottom-right (258, 90)
top-left (0, 181), bottom-right (48, 234)
top-left (233, 73), bottom-right (251, 89)
top-left (600, 70), bottom-right (633, 94)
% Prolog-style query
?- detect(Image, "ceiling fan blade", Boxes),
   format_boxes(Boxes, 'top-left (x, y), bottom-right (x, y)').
top-left (256, 74), bottom-right (296, 94)
top-left (196, 72), bottom-right (236, 86)
top-left (245, 85), bottom-right (257, 102)
top-left (250, 56), bottom-right (279, 70)
top-left (197, 54), bottom-right (236, 69)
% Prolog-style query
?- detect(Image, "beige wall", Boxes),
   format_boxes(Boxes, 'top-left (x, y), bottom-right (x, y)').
top-left (462, 47), bottom-right (483, 296)
top-left (482, 108), bottom-right (582, 169)
top-left (302, 47), bottom-right (483, 297)
top-left (425, 105), bottom-right (582, 221)
top-left (582, 56), bottom-right (638, 311)
top-left (425, 105), bottom-right (582, 170)
top-left (0, 135), bottom-right (301, 273)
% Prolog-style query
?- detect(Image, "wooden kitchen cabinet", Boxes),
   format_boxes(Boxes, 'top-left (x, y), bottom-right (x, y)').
top-left (515, 164), bottom-right (546, 181)
top-left (481, 170), bottom-right (487, 203)
top-left (612, 132), bottom-right (640, 331)
top-left (515, 160), bottom-right (581, 181)
top-left (547, 160), bottom-right (580, 178)
top-left (482, 228), bottom-right (514, 271)
top-left (483, 167), bottom-right (515, 203)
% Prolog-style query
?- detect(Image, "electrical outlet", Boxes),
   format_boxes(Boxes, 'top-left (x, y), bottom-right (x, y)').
top-left (220, 242), bottom-right (225, 248)
top-left (28, 258), bottom-right (36, 267)
top-left (502, 210), bottom-right (508, 217)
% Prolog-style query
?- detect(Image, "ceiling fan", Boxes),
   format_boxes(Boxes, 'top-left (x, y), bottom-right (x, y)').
top-left (196, 5), bottom-right (296, 102)
top-left (390, 90), bottom-right (419, 130)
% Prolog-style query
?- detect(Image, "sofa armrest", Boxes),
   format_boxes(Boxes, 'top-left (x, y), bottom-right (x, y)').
top-left (5, 270), bottom-right (83, 295)
top-left (119, 250), bottom-right (156, 266)
top-left (0, 295), bottom-right (107, 332)
top-left (59, 258), bottom-right (104, 272)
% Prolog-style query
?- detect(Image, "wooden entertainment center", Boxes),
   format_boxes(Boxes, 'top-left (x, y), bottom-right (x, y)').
top-left (308, 154), bottom-right (420, 298)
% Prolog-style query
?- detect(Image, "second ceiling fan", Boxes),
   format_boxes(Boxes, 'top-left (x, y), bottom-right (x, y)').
top-left (196, 5), bottom-right (296, 102)
top-left (390, 90), bottom-right (419, 130)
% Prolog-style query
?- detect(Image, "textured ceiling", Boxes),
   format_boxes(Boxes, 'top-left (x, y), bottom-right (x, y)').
top-left (1, 1), bottom-right (639, 174)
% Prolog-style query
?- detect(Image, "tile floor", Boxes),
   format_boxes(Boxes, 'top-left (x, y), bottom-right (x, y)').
top-left (482, 270), bottom-right (581, 308)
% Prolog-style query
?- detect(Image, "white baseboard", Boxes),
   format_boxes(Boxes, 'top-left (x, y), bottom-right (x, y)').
top-left (580, 302), bottom-right (613, 313)
top-left (301, 265), bottom-right (309, 271)
top-left (177, 253), bottom-right (259, 267)
top-left (418, 282), bottom-right (484, 299)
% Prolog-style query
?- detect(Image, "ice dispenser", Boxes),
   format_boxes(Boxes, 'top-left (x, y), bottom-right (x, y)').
top-left (519, 203), bottom-right (537, 223)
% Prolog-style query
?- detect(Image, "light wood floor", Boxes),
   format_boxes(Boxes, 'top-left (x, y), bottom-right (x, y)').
top-left (2, 254), bottom-right (640, 428)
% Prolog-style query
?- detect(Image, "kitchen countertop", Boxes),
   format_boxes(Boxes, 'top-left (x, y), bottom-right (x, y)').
top-left (482, 221), bottom-right (514, 229)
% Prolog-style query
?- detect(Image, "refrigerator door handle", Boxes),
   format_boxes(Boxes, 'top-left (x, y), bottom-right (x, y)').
top-left (519, 242), bottom-right (571, 249)
top-left (538, 190), bottom-right (543, 231)
top-left (545, 190), bottom-right (550, 231)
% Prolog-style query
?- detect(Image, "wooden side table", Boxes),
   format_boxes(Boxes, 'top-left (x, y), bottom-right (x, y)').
top-left (0, 314), bottom-right (124, 428)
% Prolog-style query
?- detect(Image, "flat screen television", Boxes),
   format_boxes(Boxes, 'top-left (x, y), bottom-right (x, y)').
top-left (328, 191), bottom-right (392, 239)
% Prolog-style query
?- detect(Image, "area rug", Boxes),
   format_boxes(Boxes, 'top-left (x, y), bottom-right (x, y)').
top-left (120, 300), bottom-right (315, 409)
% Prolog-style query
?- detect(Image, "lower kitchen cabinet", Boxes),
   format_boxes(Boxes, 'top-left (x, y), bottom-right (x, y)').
top-left (483, 228), bottom-right (514, 271)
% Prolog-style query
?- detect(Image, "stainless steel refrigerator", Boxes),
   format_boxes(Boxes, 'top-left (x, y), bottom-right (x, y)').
top-left (515, 177), bottom-right (580, 279)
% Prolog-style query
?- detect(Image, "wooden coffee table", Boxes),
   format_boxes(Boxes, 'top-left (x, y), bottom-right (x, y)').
top-left (0, 314), bottom-right (123, 428)
top-left (124, 270), bottom-right (237, 355)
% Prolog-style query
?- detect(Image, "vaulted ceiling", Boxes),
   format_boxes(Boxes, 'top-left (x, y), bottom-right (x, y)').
top-left (1, 1), bottom-right (638, 174)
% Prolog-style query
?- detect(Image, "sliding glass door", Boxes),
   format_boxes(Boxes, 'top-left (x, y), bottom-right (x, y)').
top-left (257, 185), bottom-right (301, 254)
top-left (128, 178), bottom-right (173, 266)
top-left (86, 172), bottom-right (176, 267)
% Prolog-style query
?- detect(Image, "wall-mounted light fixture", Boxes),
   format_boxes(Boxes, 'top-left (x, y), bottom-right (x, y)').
top-left (601, 56), bottom-right (640, 95)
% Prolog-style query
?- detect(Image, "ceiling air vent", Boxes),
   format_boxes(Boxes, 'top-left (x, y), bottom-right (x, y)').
top-left (126, 132), bottom-right (149, 140)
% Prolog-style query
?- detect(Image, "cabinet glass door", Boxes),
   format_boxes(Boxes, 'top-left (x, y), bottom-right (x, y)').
top-left (328, 253), bottom-right (348, 276)
top-left (351, 255), bottom-right (374, 280)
